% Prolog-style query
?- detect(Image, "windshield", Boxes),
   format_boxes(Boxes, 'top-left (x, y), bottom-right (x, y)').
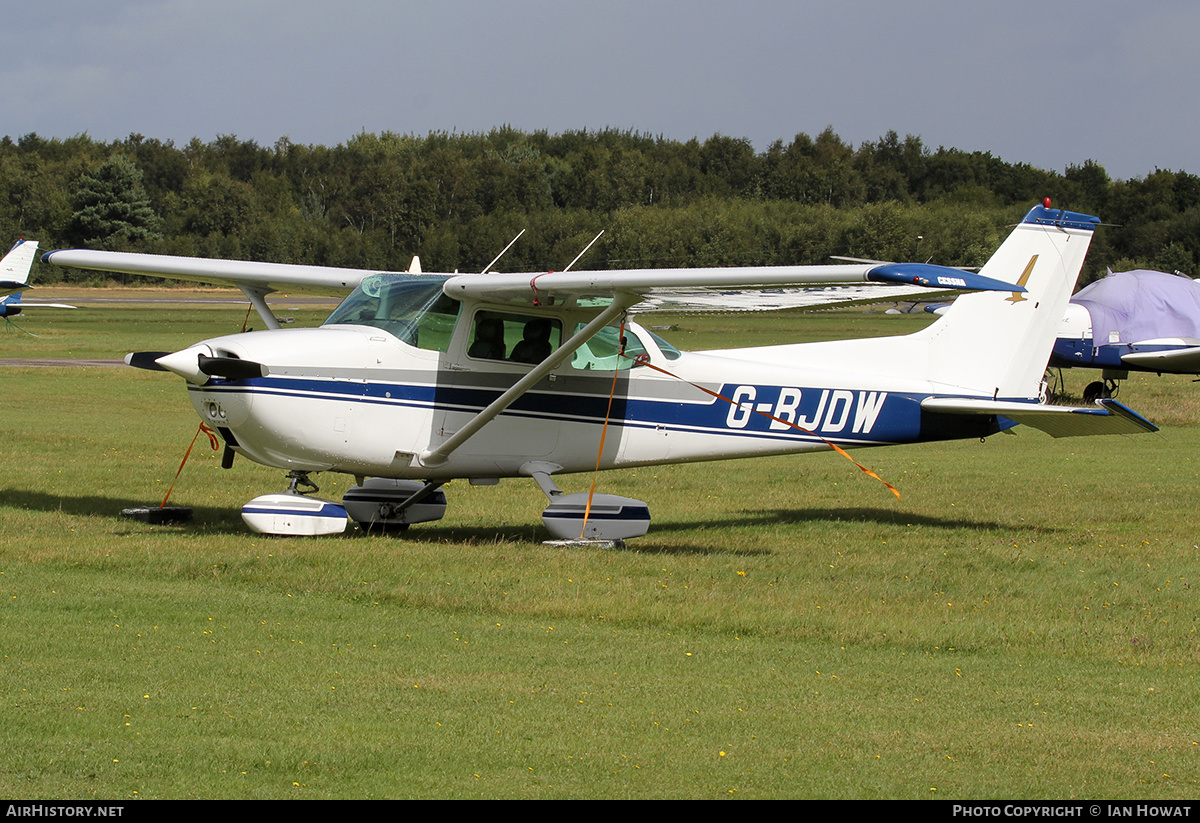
top-left (324, 274), bottom-right (460, 351)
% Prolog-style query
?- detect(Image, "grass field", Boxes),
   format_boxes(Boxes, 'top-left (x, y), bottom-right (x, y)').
top-left (1, 292), bottom-right (1197, 799)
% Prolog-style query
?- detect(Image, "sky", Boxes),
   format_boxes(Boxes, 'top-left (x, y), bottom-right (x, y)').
top-left (3, 0), bottom-right (1196, 182)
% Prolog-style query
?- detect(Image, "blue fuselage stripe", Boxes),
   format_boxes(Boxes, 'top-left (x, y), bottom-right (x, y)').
top-left (195, 375), bottom-right (1016, 447)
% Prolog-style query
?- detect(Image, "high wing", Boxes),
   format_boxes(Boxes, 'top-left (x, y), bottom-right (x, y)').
top-left (42, 248), bottom-right (423, 330)
top-left (44, 248), bottom-right (1024, 322)
top-left (41, 249), bottom-right (383, 295)
top-left (442, 262), bottom-right (1022, 308)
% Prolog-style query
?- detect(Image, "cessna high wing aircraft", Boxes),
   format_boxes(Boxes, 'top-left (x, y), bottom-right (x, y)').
top-left (43, 202), bottom-right (1157, 539)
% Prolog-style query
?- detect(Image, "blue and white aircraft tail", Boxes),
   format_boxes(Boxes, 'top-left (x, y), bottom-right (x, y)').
top-left (913, 205), bottom-right (1094, 397)
top-left (0, 239), bottom-right (75, 319)
top-left (703, 203), bottom-right (1153, 443)
top-left (912, 206), bottom-right (1154, 436)
top-left (0, 238), bottom-right (38, 299)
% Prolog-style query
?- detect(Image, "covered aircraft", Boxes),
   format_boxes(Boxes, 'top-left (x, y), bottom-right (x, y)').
top-left (1050, 269), bottom-right (1200, 397)
top-left (43, 202), bottom-right (1157, 540)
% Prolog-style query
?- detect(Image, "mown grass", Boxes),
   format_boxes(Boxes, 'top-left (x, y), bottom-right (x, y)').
top-left (0, 295), bottom-right (1197, 798)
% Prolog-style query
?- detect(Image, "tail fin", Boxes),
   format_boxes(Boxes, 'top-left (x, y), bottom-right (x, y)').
top-left (0, 238), bottom-right (38, 296)
top-left (912, 205), bottom-right (1099, 399)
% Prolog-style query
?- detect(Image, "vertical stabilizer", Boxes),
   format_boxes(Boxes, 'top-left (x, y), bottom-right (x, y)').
top-left (0, 239), bottom-right (38, 296)
top-left (912, 205), bottom-right (1099, 398)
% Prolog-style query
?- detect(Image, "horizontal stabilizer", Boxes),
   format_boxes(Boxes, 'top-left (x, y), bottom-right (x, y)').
top-left (921, 397), bottom-right (1158, 437)
top-left (3, 301), bottom-right (76, 310)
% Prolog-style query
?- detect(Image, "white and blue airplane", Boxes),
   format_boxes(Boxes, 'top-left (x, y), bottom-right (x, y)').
top-left (43, 202), bottom-right (1157, 539)
top-left (0, 238), bottom-right (75, 320)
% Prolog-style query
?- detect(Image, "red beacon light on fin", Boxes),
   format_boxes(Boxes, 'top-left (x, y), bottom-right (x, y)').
top-left (1043, 197), bottom-right (1053, 209)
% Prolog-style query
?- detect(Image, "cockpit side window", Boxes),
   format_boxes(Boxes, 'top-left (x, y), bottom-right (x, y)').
top-left (467, 311), bottom-right (563, 364)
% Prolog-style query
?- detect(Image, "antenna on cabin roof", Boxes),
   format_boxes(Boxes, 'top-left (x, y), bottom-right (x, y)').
top-left (481, 229), bottom-right (526, 274)
top-left (562, 231), bottom-right (605, 273)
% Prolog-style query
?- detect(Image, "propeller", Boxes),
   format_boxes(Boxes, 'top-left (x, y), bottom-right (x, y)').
top-left (125, 351), bottom-right (172, 371)
top-left (198, 354), bottom-right (267, 380)
top-left (131, 348), bottom-right (268, 383)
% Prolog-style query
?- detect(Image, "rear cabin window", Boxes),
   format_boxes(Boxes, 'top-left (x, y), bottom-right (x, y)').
top-left (572, 324), bottom-right (649, 371)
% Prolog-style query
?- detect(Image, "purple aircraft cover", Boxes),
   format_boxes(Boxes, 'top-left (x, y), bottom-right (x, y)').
top-left (1072, 270), bottom-right (1200, 343)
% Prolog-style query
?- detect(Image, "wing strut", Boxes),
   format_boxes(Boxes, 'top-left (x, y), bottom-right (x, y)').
top-left (237, 284), bottom-right (281, 330)
top-left (418, 295), bottom-right (638, 468)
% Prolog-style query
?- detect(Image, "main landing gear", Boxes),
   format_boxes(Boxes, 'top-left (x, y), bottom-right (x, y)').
top-left (238, 465), bottom-right (649, 542)
top-left (1045, 368), bottom-right (1120, 406)
top-left (240, 472), bottom-right (449, 536)
top-left (523, 462), bottom-right (651, 545)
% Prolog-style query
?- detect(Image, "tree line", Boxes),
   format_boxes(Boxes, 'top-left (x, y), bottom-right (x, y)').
top-left (3, 127), bottom-right (1197, 287)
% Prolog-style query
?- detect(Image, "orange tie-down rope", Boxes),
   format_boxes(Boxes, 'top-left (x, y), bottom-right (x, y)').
top-left (577, 330), bottom-right (900, 538)
top-left (580, 321), bottom-right (628, 537)
top-left (160, 422), bottom-right (220, 509)
top-left (620, 352), bottom-right (900, 500)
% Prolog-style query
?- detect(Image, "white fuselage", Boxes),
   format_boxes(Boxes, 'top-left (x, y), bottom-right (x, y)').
top-left (180, 312), bottom-right (980, 483)
top-left (142, 204), bottom-right (1117, 491)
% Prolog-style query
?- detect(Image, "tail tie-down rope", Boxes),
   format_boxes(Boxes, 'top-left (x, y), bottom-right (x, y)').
top-left (578, 324), bottom-right (900, 539)
top-left (628, 355), bottom-right (901, 500)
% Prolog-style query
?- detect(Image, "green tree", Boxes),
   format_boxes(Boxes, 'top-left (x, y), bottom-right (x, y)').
top-left (68, 154), bottom-right (162, 249)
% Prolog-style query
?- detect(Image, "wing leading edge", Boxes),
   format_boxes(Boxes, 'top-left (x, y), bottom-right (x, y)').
top-left (41, 249), bottom-right (385, 295)
top-left (44, 248), bottom-right (1025, 316)
top-left (443, 262), bottom-right (1024, 308)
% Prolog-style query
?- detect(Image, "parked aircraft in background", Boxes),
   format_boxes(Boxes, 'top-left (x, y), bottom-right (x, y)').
top-left (1049, 268), bottom-right (1200, 399)
top-left (0, 238), bottom-right (38, 298)
top-left (43, 202), bottom-right (1157, 540)
top-left (0, 239), bottom-right (75, 322)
